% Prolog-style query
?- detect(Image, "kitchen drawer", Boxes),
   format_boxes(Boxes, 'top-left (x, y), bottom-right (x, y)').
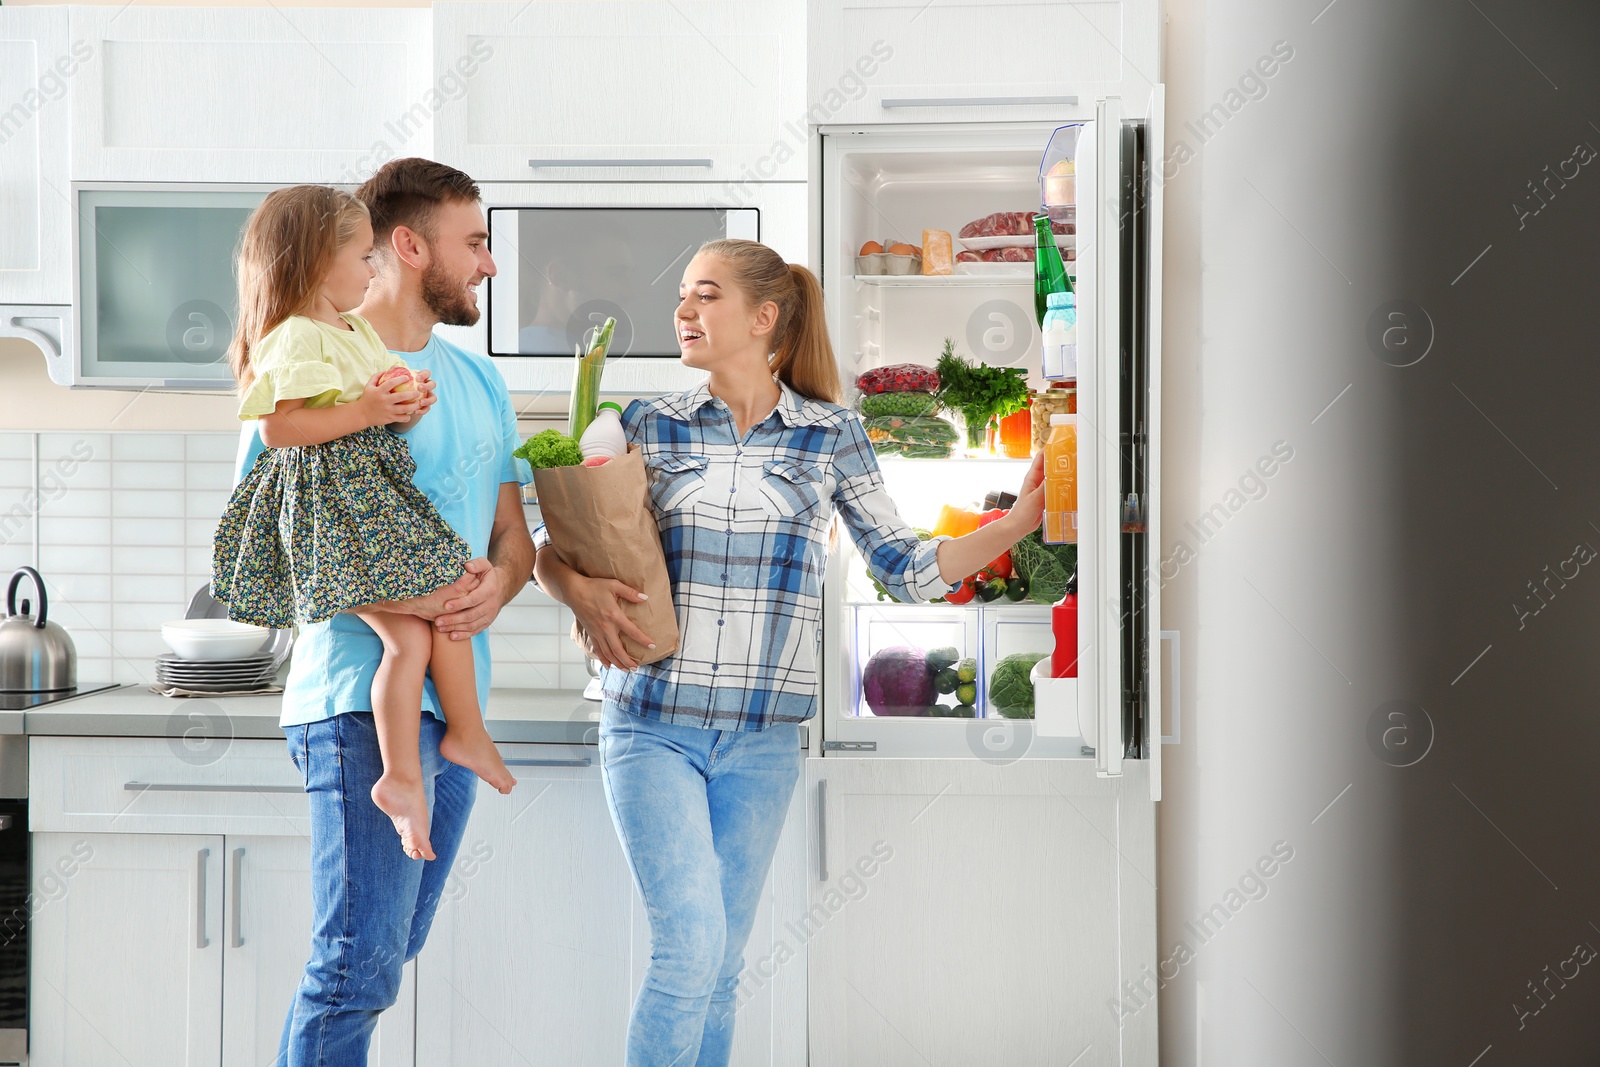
top-left (30, 736), bottom-right (307, 836)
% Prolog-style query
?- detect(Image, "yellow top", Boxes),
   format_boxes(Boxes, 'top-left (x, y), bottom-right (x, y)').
top-left (237, 313), bottom-right (405, 420)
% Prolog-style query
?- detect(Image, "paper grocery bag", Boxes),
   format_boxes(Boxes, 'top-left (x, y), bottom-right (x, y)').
top-left (531, 444), bottom-right (679, 667)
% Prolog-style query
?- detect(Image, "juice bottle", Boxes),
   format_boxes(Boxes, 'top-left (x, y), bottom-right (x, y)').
top-left (1043, 414), bottom-right (1078, 544)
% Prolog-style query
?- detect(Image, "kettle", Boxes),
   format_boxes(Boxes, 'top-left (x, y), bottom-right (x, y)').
top-left (0, 567), bottom-right (76, 693)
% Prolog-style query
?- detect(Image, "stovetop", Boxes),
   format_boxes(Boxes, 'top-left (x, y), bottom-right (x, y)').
top-left (0, 683), bottom-right (122, 712)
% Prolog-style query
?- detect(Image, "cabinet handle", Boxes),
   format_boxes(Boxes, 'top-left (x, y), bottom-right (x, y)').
top-left (502, 757), bottom-right (592, 768)
top-left (880, 95), bottom-right (1078, 109)
top-left (125, 781), bottom-right (303, 794)
top-left (230, 848), bottom-right (245, 949)
top-left (196, 848), bottom-right (210, 949)
top-left (527, 158), bottom-right (714, 168)
top-left (816, 779), bottom-right (828, 883)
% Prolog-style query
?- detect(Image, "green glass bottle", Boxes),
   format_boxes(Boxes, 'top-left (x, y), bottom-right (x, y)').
top-left (1033, 213), bottom-right (1073, 328)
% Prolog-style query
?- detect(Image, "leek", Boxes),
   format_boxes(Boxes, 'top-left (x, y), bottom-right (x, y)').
top-left (568, 317), bottom-right (615, 442)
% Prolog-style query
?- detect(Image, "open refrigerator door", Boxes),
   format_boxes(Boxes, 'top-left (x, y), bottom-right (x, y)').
top-left (816, 102), bottom-right (1160, 778)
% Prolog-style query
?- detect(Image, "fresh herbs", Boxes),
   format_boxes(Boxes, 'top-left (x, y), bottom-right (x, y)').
top-left (932, 338), bottom-right (1031, 449)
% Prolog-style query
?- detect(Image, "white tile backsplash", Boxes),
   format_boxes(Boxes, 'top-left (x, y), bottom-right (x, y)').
top-left (112, 490), bottom-right (185, 519)
top-left (0, 431), bottom-right (576, 689)
top-left (110, 545), bottom-right (185, 575)
top-left (113, 517), bottom-right (186, 546)
top-left (186, 462), bottom-right (236, 492)
top-left (38, 488), bottom-right (111, 518)
top-left (186, 433), bottom-right (239, 464)
top-left (110, 462), bottom-right (186, 491)
top-left (111, 435), bottom-right (185, 462)
top-left (0, 460), bottom-right (31, 487)
top-left (40, 517), bottom-right (111, 545)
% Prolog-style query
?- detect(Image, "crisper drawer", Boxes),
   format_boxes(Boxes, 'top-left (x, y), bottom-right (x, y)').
top-left (29, 736), bottom-right (306, 836)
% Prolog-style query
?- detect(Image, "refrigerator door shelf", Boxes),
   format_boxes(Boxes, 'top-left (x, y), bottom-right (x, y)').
top-left (1030, 658), bottom-right (1085, 741)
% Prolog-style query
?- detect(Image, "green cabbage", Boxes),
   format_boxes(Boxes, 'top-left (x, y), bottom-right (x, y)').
top-left (989, 652), bottom-right (1047, 718)
top-left (1010, 531), bottom-right (1077, 604)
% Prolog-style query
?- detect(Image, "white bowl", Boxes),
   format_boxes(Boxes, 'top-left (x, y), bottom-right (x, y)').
top-left (161, 619), bottom-right (270, 661)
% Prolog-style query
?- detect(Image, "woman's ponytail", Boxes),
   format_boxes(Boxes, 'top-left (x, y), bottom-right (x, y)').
top-left (772, 263), bottom-right (841, 404)
top-left (697, 239), bottom-right (842, 405)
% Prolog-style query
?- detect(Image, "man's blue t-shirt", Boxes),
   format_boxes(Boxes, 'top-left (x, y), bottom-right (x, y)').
top-left (234, 333), bottom-right (531, 728)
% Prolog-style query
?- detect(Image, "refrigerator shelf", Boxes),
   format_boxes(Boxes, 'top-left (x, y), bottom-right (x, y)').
top-left (844, 597), bottom-right (1054, 613)
top-left (852, 271), bottom-right (1075, 287)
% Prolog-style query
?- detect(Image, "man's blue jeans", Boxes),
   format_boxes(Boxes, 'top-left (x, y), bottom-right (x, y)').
top-left (598, 700), bottom-right (803, 1067)
top-left (278, 711), bottom-right (476, 1065)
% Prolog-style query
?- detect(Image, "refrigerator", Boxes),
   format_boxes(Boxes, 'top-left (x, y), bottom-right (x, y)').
top-left (804, 98), bottom-right (1165, 1065)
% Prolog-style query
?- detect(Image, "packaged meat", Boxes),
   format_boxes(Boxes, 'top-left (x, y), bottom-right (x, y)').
top-left (979, 247), bottom-right (1033, 263)
top-left (956, 250), bottom-right (982, 263)
top-left (960, 211), bottom-right (1033, 239)
top-left (856, 363), bottom-right (941, 395)
top-left (921, 229), bottom-right (954, 276)
top-left (958, 211), bottom-right (1075, 243)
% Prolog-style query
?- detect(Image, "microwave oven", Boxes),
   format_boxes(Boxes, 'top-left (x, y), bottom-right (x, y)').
top-left (485, 205), bottom-right (759, 360)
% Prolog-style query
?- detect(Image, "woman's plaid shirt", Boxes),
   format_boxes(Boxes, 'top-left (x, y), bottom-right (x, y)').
top-left (536, 381), bottom-right (955, 731)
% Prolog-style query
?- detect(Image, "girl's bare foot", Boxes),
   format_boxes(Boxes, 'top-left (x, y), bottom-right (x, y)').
top-left (439, 729), bottom-right (516, 794)
top-left (371, 774), bottom-right (434, 860)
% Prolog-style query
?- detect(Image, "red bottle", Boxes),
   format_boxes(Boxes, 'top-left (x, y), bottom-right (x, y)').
top-left (1051, 592), bottom-right (1079, 678)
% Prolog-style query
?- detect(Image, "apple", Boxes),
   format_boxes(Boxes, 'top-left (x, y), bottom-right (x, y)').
top-left (582, 456), bottom-right (610, 467)
top-left (377, 366), bottom-right (416, 393)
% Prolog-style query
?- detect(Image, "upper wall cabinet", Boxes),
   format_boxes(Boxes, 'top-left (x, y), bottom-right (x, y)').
top-left (808, 0), bottom-right (1160, 125)
top-left (0, 7), bottom-right (73, 305)
top-left (432, 1), bottom-right (806, 182)
top-left (69, 7), bottom-right (431, 184)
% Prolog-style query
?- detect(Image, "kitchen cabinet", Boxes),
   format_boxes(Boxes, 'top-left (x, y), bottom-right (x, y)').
top-left (0, 6), bottom-right (73, 306)
top-left (68, 6), bottom-right (431, 183)
top-left (432, 1), bottom-right (806, 182)
top-left (30, 832), bottom-right (223, 1067)
top-left (805, 758), bottom-right (1158, 1066)
top-left (28, 738), bottom-right (413, 1067)
top-left (415, 742), bottom-right (807, 1066)
top-left (807, 0), bottom-right (1160, 125)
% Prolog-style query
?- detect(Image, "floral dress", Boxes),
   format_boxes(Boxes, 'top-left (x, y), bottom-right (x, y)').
top-left (211, 314), bottom-right (470, 628)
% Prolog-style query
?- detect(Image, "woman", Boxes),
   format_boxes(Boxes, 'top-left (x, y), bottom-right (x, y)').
top-left (534, 238), bottom-right (1045, 1066)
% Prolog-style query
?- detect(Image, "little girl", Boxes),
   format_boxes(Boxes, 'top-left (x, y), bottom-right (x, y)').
top-left (212, 185), bottom-right (515, 862)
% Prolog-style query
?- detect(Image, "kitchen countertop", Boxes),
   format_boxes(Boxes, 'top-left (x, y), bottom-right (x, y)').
top-left (20, 684), bottom-right (604, 744)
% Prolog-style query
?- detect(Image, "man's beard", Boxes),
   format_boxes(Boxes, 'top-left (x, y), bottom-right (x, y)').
top-left (422, 260), bottom-right (480, 327)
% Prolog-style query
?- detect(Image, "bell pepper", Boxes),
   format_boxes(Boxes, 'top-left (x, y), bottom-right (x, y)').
top-left (976, 508), bottom-right (1012, 579)
top-left (933, 504), bottom-right (981, 539)
top-left (944, 578), bottom-right (978, 605)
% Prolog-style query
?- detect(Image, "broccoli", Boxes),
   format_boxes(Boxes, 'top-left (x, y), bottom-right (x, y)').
top-left (515, 429), bottom-right (583, 469)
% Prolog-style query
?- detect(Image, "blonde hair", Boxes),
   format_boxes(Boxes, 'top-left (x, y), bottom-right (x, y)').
top-left (696, 239), bottom-right (841, 404)
top-left (228, 185), bottom-right (370, 390)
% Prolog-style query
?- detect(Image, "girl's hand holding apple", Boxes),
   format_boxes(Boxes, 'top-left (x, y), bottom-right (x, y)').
top-left (362, 367), bottom-right (423, 426)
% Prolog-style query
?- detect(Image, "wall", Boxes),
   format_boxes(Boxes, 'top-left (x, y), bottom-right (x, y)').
top-left (1158, 0), bottom-right (1600, 1064)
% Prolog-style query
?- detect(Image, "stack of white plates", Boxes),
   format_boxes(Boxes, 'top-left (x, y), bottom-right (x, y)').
top-left (155, 652), bottom-right (279, 692)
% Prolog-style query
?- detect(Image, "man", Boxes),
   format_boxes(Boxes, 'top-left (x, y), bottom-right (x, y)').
top-left (234, 158), bottom-right (534, 1064)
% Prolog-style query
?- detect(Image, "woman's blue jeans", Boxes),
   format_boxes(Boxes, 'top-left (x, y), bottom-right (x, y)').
top-left (598, 700), bottom-right (802, 1067)
top-left (278, 711), bottom-right (476, 1066)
